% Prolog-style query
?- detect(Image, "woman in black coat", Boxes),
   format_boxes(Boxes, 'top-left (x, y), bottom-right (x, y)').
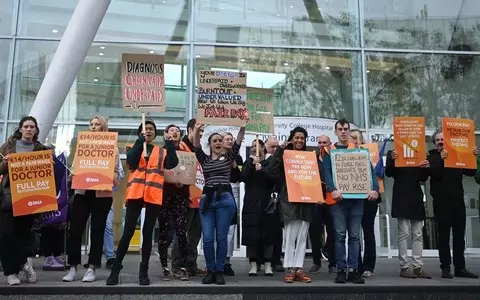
top-left (385, 149), bottom-right (431, 279)
top-left (241, 139), bottom-right (276, 276)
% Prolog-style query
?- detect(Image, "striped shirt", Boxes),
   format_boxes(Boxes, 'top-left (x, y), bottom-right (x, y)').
top-left (195, 142), bottom-right (241, 187)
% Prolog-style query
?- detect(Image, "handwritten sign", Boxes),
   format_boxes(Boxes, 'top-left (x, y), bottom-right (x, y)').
top-left (9, 150), bottom-right (57, 217)
top-left (393, 117), bottom-right (426, 167)
top-left (246, 88), bottom-right (274, 134)
top-left (331, 148), bottom-right (372, 199)
top-left (283, 150), bottom-right (323, 203)
top-left (197, 70), bottom-right (247, 126)
top-left (72, 132), bottom-right (118, 191)
top-left (121, 53), bottom-right (165, 112)
top-left (188, 164), bottom-right (204, 208)
top-left (165, 152), bottom-right (198, 185)
top-left (360, 143), bottom-right (384, 193)
top-left (442, 117), bottom-right (476, 169)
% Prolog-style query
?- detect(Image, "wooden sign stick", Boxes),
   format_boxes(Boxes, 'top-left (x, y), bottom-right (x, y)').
top-left (256, 135), bottom-right (260, 157)
top-left (142, 112), bottom-right (147, 157)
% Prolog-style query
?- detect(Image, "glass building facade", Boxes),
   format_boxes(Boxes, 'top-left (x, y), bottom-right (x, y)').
top-left (1, 0), bottom-right (480, 255)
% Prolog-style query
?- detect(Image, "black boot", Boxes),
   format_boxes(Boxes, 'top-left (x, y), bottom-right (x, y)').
top-left (106, 263), bottom-right (122, 285)
top-left (202, 271), bottom-right (215, 284)
top-left (215, 272), bottom-right (225, 285)
top-left (139, 262), bottom-right (150, 285)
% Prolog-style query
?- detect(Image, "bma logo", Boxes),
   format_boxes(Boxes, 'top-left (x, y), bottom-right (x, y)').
top-left (86, 177), bottom-right (99, 183)
top-left (28, 200), bottom-right (43, 207)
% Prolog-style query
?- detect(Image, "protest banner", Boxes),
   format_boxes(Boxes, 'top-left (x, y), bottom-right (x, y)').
top-left (42, 153), bottom-right (68, 225)
top-left (283, 150), bottom-right (323, 203)
top-left (188, 164), bottom-right (204, 209)
top-left (246, 87), bottom-right (274, 135)
top-left (360, 143), bottom-right (384, 193)
top-left (393, 117), bottom-right (426, 167)
top-left (197, 70), bottom-right (248, 126)
top-left (8, 150), bottom-right (57, 217)
top-left (331, 148), bottom-right (372, 199)
top-left (442, 117), bottom-right (476, 169)
top-left (165, 152), bottom-right (198, 185)
top-left (72, 131), bottom-right (118, 191)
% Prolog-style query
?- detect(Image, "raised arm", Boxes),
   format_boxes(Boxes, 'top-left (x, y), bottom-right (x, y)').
top-left (236, 125), bottom-right (246, 146)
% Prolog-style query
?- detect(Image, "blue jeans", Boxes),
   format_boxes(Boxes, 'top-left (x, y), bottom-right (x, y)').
top-left (103, 207), bottom-right (115, 260)
top-left (330, 199), bottom-right (364, 271)
top-left (199, 192), bottom-right (236, 273)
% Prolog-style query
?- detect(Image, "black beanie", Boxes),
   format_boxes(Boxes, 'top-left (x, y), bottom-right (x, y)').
top-left (137, 120), bottom-right (157, 138)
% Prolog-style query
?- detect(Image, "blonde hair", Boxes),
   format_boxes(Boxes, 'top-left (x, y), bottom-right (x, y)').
top-left (89, 115), bottom-right (109, 132)
top-left (350, 129), bottom-right (365, 145)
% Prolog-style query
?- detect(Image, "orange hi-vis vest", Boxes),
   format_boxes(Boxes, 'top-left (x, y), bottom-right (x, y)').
top-left (125, 144), bottom-right (166, 205)
top-left (324, 143), bottom-right (356, 205)
top-left (178, 141), bottom-right (203, 208)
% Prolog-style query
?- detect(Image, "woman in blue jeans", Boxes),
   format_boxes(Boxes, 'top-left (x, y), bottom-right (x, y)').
top-left (192, 121), bottom-right (246, 285)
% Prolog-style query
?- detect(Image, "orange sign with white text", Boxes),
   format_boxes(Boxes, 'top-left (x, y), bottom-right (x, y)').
top-left (72, 132), bottom-right (118, 190)
top-left (393, 117), bottom-right (426, 167)
top-left (8, 151), bottom-right (57, 217)
top-left (283, 150), bottom-right (323, 204)
top-left (360, 143), bottom-right (384, 193)
top-left (442, 117), bottom-right (476, 169)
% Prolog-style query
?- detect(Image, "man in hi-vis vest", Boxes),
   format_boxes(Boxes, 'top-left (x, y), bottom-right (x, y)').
top-left (322, 119), bottom-right (379, 284)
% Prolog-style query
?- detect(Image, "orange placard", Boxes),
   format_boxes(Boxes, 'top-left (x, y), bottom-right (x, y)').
top-left (8, 150), bottom-right (57, 217)
top-left (442, 117), bottom-right (476, 169)
top-left (393, 117), bottom-right (426, 167)
top-left (283, 150), bottom-right (323, 203)
top-left (72, 131), bottom-right (118, 190)
top-left (360, 144), bottom-right (384, 193)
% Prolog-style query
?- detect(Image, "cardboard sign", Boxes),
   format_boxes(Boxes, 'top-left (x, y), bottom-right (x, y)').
top-left (331, 148), bottom-right (372, 199)
top-left (442, 117), bottom-right (476, 169)
top-left (197, 70), bottom-right (248, 126)
top-left (121, 53), bottom-right (165, 112)
top-left (72, 132), bottom-right (118, 190)
top-left (165, 152), bottom-right (198, 185)
top-left (360, 143), bottom-right (384, 193)
top-left (283, 150), bottom-right (323, 203)
top-left (393, 117), bottom-right (426, 167)
top-left (246, 88), bottom-right (274, 134)
top-left (8, 150), bottom-right (57, 217)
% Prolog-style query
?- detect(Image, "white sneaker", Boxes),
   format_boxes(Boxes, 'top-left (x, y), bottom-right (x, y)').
top-left (362, 271), bottom-right (373, 278)
top-left (62, 267), bottom-right (77, 282)
top-left (82, 268), bottom-right (96, 282)
top-left (22, 258), bottom-right (36, 283)
top-left (7, 274), bottom-right (20, 285)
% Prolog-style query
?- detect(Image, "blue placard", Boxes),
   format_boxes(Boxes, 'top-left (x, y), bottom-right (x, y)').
top-left (331, 148), bottom-right (372, 199)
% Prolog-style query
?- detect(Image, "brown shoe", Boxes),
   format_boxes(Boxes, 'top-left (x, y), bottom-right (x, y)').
top-left (295, 268), bottom-right (312, 283)
top-left (413, 267), bottom-right (432, 279)
top-left (283, 269), bottom-right (295, 283)
top-left (400, 267), bottom-right (417, 279)
top-left (187, 267), bottom-right (207, 276)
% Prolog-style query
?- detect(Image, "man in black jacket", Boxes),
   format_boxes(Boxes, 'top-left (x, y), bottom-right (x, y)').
top-left (428, 130), bottom-right (478, 279)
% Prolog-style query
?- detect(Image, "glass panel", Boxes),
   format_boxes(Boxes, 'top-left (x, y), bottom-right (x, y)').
top-left (0, 39), bottom-right (10, 119)
top-left (367, 51), bottom-right (480, 130)
top-left (11, 40), bottom-right (188, 124)
top-left (195, 0), bottom-right (360, 47)
top-left (0, 0), bottom-right (14, 35)
top-left (363, 0), bottom-right (480, 50)
top-left (195, 46), bottom-right (365, 127)
top-left (18, 0), bottom-right (190, 42)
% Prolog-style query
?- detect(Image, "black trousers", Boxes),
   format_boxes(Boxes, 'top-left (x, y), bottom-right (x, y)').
top-left (0, 213), bottom-right (34, 276)
top-left (248, 243), bottom-right (273, 263)
top-left (309, 204), bottom-right (335, 267)
top-left (66, 191), bottom-right (112, 266)
top-left (436, 202), bottom-right (466, 271)
top-left (171, 208), bottom-right (202, 270)
top-left (358, 201), bottom-right (378, 273)
top-left (115, 200), bottom-right (160, 265)
top-left (41, 227), bottom-right (65, 257)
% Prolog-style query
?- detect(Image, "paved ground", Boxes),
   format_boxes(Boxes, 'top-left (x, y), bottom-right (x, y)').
top-left (1, 255), bottom-right (479, 287)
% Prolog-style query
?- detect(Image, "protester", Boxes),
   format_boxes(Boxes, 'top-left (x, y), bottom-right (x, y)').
top-left (349, 129), bottom-right (380, 278)
top-left (106, 120), bottom-right (178, 285)
top-left (63, 116), bottom-right (120, 283)
top-left (0, 116), bottom-right (45, 285)
top-left (170, 118), bottom-right (206, 276)
top-left (192, 121), bottom-right (246, 285)
top-left (223, 132), bottom-right (243, 276)
top-left (427, 130), bottom-right (478, 279)
top-left (385, 149), bottom-right (431, 279)
top-left (241, 139), bottom-right (276, 276)
top-left (309, 135), bottom-right (334, 274)
top-left (157, 124), bottom-right (190, 281)
top-left (323, 119), bottom-right (379, 284)
top-left (266, 127), bottom-right (314, 283)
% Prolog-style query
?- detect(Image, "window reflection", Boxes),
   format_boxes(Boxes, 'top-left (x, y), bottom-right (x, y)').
top-left (194, 46), bottom-right (365, 126)
top-left (0, 39), bottom-right (9, 120)
top-left (0, 0), bottom-right (13, 35)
